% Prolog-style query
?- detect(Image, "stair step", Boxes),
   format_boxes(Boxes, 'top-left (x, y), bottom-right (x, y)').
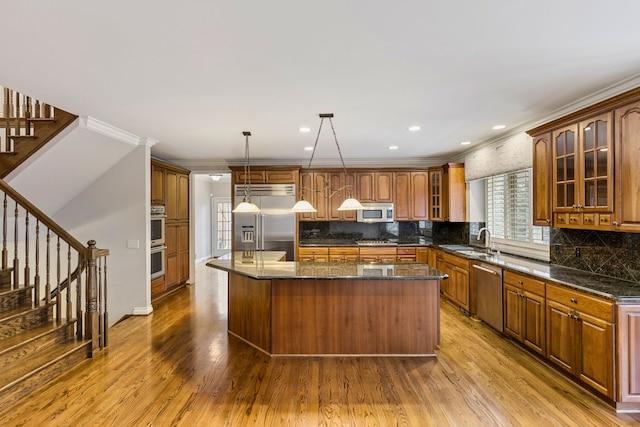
top-left (0, 325), bottom-right (81, 387)
top-left (0, 339), bottom-right (89, 412)
top-left (8, 135), bottom-right (37, 140)
top-left (0, 285), bottom-right (34, 313)
top-left (0, 319), bottom-right (69, 353)
top-left (0, 301), bottom-right (55, 339)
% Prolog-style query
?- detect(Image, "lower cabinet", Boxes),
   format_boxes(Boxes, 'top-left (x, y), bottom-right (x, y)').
top-left (503, 271), bottom-right (546, 356)
top-left (437, 252), bottom-right (469, 312)
top-left (298, 247), bottom-right (329, 262)
top-left (617, 304), bottom-right (640, 406)
top-left (329, 247), bottom-right (358, 262)
top-left (358, 247), bottom-right (397, 263)
top-left (546, 284), bottom-right (615, 399)
top-left (165, 222), bottom-right (189, 290)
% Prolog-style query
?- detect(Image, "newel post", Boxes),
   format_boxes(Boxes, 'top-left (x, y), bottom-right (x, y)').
top-left (85, 239), bottom-right (99, 356)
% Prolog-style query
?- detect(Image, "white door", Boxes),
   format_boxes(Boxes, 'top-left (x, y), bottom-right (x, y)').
top-left (212, 197), bottom-right (232, 257)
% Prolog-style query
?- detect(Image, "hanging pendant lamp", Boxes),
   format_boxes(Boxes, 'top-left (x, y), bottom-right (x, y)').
top-left (291, 113), bottom-right (364, 212)
top-left (232, 131), bottom-right (261, 214)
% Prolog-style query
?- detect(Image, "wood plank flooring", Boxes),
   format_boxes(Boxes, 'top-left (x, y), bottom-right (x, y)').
top-left (1, 262), bottom-right (639, 426)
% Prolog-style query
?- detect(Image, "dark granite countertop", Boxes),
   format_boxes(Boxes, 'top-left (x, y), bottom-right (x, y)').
top-left (208, 251), bottom-right (447, 281)
top-left (435, 246), bottom-right (640, 303)
top-left (299, 238), bottom-right (432, 247)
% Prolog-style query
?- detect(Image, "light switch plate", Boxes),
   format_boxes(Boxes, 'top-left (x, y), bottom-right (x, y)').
top-left (127, 239), bottom-right (140, 249)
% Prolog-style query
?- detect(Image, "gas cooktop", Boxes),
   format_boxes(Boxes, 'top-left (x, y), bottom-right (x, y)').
top-left (356, 240), bottom-right (398, 246)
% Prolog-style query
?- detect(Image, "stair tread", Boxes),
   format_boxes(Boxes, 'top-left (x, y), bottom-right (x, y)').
top-left (0, 284), bottom-right (34, 297)
top-left (0, 336), bottom-right (88, 387)
top-left (0, 301), bottom-right (54, 322)
top-left (0, 320), bottom-right (69, 353)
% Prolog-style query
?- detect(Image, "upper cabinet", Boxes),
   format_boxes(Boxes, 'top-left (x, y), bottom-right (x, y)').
top-left (532, 132), bottom-right (552, 226)
top-left (151, 162), bottom-right (165, 205)
top-left (428, 163), bottom-right (465, 222)
top-left (528, 87), bottom-right (640, 232)
top-left (231, 167), bottom-right (298, 185)
top-left (394, 171), bottom-right (428, 220)
top-left (356, 171), bottom-right (393, 202)
top-left (614, 100), bottom-right (640, 232)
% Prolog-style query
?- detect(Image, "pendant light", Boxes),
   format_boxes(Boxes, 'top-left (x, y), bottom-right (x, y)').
top-left (232, 131), bottom-right (261, 214)
top-left (291, 113), bottom-right (364, 212)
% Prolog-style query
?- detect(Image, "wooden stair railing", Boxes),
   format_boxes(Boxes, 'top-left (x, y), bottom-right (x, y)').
top-left (0, 86), bottom-right (77, 178)
top-left (0, 178), bottom-right (109, 354)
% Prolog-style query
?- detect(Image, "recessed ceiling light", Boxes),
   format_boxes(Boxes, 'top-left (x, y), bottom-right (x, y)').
top-left (408, 126), bottom-right (421, 132)
top-left (389, 145), bottom-right (399, 150)
top-left (492, 125), bottom-right (506, 130)
top-left (304, 146), bottom-right (314, 151)
top-left (460, 141), bottom-right (471, 145)
top-left (299, 127), bottom-right (311, 133)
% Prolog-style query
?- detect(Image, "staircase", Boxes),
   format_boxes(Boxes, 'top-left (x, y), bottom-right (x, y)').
top-left (0, 86), bottom-right (109, 410)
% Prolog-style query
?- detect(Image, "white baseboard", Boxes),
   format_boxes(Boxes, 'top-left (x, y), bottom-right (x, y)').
top-left (132, 305), bottom-right (154, 315)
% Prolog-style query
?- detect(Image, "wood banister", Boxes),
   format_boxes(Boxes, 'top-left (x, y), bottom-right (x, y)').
top-left (0, 179), bottom-right (85, 253)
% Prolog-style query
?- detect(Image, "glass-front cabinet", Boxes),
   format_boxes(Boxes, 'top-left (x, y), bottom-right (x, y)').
top-left (552, 112), bottom-right (613, 229)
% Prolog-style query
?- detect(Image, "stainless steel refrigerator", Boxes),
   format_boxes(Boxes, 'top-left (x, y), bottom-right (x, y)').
top-left (233, 184), bottom-right (296, 261)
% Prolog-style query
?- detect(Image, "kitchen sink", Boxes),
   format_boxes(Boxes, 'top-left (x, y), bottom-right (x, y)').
top-left (455, 249), bottom-right (489, 258)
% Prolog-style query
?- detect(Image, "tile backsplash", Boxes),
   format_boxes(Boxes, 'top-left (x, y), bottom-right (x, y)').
top-left (551, 228), bottom-right (640, 283)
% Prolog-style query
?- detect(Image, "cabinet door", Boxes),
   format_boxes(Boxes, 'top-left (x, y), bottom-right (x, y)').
top-left (416, 247), bottom-right (429, 264)
top-left (313, 173), bottom-right (329, 220)
top-left (453, 265), bottom-right (469, 311)
top-left (165, 171), bottom-right (178, 220)
top-left (503, 283), bottom-right (523, 341)
top-left (298, 172), bottom-right (314, 221)
top-left (178, 174), bottom-right (189, 221)
top-left (577, 311), bottom-right (614, 399)
top-left (615, 100), bottom-right (640, 232)
top-left (522, 291), bottom-right (545, 356)
top-left (394, 172), bottom-right (411, 220)
top-left (411, 171), bottom-right (429, 220)
top-left (151, 163), bottom-right (165, 205)
top-left (617, 305), bottom-right (640, 403)
top-left (546, 299), bottom-right (576, 375)
top-left (165, 224), bottom-right (178, 287)
top-left (552, 124), bottom-right (579, 213)
top-left (429, 169), bottom-right (443, 221)
top-left (328, 172), bottom-right (357, 221)
top-left (178, 223), bottom-right (189, 284)
top-left (579, 112), bottom-right (613, 213)
top-left (357, 172), bottom-right (375, 202)
top-left (375, 172), bottom-right (393, 202)
top-left (532, 132), bottom-right (552, 226)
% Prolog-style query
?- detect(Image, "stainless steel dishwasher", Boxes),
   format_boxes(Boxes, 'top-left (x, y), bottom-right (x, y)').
top-left (473, 261), bottom-right (504, 332)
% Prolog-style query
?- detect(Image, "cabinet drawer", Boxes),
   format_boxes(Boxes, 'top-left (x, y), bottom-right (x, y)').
top-left (546, 283), bottom-right (614, 322)
top-left (329, 247), bottom-right (358, 255)
top-left (396, 247), bottom-right (416, 255)
top-left (568, 213), bottom-right (582, 225)
top-left (265, 170), bottom-right (296, 183)
top-left (298, 247), bottom-right (329, 255)
top-left (555, 213), bottom-right (568, 226)
top-left (441, 252), bottom-right (469, 270)
top-left (503, 271), bottom-right (545, 296)
top-left (358, 247), bottom-right (397, 256)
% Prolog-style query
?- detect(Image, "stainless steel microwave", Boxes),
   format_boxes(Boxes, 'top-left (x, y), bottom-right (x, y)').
top-left (357, 203), bottom-right (394, 223)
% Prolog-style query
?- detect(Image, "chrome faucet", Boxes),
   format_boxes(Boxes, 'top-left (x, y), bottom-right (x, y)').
top-left (477, 227), bottom-right (491, 249)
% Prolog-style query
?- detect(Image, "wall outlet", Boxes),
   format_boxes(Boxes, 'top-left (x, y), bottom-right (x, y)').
top-left (555, 244), bottom-right (562, 254)
top-left (575, 246), bottom-right (581, 257)
top-left (127, 239), bottom-right (140, 249)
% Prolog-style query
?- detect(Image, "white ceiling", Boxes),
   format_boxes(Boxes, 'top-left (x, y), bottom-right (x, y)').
top-left (3, 1), bottom-right (640, 171)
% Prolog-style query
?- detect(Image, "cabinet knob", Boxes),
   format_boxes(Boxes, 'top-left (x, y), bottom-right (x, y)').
top-left (518, 280), bottom-right (524, 285)
top-left (570, 298), bottom-right (577, 304)
top-left (613, 221), bottom-right (620, 226)
top-left (546, 219), bottom-right (551, 224)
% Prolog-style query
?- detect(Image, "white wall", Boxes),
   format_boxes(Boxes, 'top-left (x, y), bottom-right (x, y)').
top-left (54, 144), bottom-right (151, 325)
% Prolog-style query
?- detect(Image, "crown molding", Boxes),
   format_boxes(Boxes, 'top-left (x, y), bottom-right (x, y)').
top-left (80, 116), bottom-right (142, 146)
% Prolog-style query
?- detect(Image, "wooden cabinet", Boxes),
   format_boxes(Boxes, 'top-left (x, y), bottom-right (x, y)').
top-left (503, 271), bottom-right (546, 356)
top-left (358, 247), bottom-right (396, 263)
top-left (396, 246), bottom-right (416, 262)
top-left (428, 163), bottom-right (465, 222)
top-left (328, 246), bottom-right (358, 262)
top-left (436, 251), bottom-right (469, 311)
top-left (298, 247), bottom-right (329, 262)
top-left (231, 167), bottom-right (298, 184)
top-left (614, 100), bottom-right (640, 232)
top-left (394, 171), bottom-right (428, 220)
top-left (617, 304), bottom-right (640, 405)
top-left (298, 172), bottom-right (329, 221)
top-left (532, 132), bottom-right (552, 226)
top-left (328, 171), bottom-right (356, 221)
top-left (151, 159), bottom-right (190, 300)
top-left (151, 162), bottom-right (165, 205)
top-left (416, 247), bottom-right (429, 264)
top-left (551, 113), bottom-right (613, 230)
top-left (356, 171), bottom-right (393, 203)
top-left (546, 283), bottom-right (615, 399)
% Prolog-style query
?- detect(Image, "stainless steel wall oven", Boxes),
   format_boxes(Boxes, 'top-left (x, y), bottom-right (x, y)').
top-left (150, 205), bottom-right (167, 280)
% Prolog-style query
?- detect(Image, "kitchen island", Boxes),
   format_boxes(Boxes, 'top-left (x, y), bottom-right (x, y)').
top-left (207, 252), bottom-right (447, 356)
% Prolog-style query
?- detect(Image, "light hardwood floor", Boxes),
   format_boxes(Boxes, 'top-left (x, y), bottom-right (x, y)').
top-left (1, 262), bottom-right (639, 426)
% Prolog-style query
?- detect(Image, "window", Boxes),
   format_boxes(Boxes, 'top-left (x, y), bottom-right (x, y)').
top-left (486, 169), bottom-right (549, 258)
